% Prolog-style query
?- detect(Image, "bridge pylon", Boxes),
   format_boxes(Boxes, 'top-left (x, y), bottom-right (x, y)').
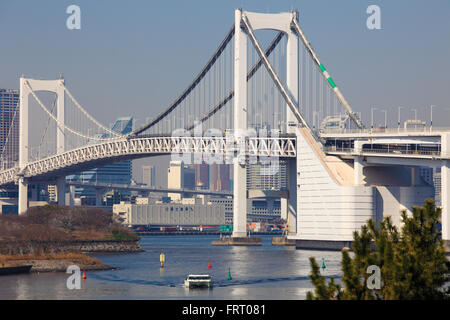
top-left (18, 77), bottom-right (65, 214)
top-left (232, 9), bottom-right (300, 238)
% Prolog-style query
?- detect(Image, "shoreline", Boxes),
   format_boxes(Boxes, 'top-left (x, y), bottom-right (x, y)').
top-left (0, 239), bottom-right (143, 273)
top-left (3, 257), bottom-right (117, 273)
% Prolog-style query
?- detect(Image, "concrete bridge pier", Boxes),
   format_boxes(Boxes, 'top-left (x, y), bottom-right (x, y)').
top-left (56, 177), bottom-right (66, 205)
top-left (69, 185), bottom-right (76, 206)
top-left (18, 177), bottom-right (28, 215)
top-left (95, 188), bottom-right (105, 207)
top-left (287, 158), bottom-right (297, 236)
top-left (441, 133), bottom-right (450, 250)
top-left (30, 184), bottom-right (38, 202)
top-left (353, 140), bottom-right (366, 186)
top-left (232, 158), bottom-right (247, 238)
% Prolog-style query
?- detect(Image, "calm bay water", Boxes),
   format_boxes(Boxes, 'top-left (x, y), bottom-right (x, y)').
top-left (0, 235), bottom-right (342, 300)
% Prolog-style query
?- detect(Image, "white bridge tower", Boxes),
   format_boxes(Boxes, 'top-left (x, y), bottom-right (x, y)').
top-left (233, 9), bottom-right (299, 237)
top-left (18, 77), bottom-right (66, 214)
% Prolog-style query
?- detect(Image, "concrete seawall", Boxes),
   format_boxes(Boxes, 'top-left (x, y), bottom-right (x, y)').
top-left (211, 237), bottom-right (262, 246)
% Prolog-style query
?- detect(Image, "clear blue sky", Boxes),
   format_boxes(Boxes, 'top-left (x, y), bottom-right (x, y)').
top-left (1, 0), bottom-right (449, 184)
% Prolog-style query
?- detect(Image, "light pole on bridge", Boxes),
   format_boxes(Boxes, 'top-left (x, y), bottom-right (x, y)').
top-left (381, 110), bottom-right (387, 129)
top-left (430, 105), bottom-right (435, 132)
top-left (398, 106), bottom-right (404, 132)
top-left (371, 107), bottom-right (378, 131)
top-left (411, 109), bottom-right (417, 129)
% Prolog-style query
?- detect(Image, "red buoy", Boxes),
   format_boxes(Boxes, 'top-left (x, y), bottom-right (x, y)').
top-left (82, 267), bottom-right (87, 280)
top-left (208, 258), bottom-right (212, 269)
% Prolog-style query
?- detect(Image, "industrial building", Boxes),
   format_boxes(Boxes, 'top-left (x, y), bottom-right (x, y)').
top-left (113, 202), bottom-right (226, 226)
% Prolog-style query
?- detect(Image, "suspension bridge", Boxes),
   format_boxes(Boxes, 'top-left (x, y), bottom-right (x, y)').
top-left (1, 9), bottom-right (449, 248)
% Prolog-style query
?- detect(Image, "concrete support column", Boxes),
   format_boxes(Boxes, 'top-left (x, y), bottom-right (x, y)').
top-left (267, 198), bottom-right (274, 215)
top-left (95, 189), bottom-right (104, 207)
top-left (280, 198), bottom-right (287, 221)
top-left (69, 185), bottom-right (75, 206)
top-left (232, 158), bottom-right (247, 237)
top-left (18, 178), bottom-right (28, 215)
top-left (56, 177), bottom-right (66, 205)
top-left (354, 140), bottom-right (365, 186)
top-left (30, 185), bottom-right (38, 201)
top-left (287, 158), bottom-right (297, 236)
top-left (354, 156), bottom-right (365, 185)
top-left (441, 133), bottom-right (450, 242)
top-left (442, 160), bottom-right (450, 241)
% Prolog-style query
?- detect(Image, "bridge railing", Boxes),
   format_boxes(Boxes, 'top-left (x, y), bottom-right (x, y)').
top-left (320, 127), bottom-right (450, 135)
top-left (323, 146), bottom-right (442, 157)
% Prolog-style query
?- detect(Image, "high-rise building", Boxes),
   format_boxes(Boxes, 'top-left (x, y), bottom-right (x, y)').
top-left (246, 160), bottom-right (287, 190)
top-left (183, 165), bottom-right (195, 190)
top-left (211, 163), bottom-right (231, 192)
top-left (168, 161), bottom-right (184, 202)
top-left (167, 161), bottom-right (196, 201)
top-left (0, 89), bottom-right (19, 168)
top-left (195, 162), bottom-right (209, 190)
top-left (66, 117), bottom-right (133, 205)
top-left (142, 165), bottom-right (156, 187)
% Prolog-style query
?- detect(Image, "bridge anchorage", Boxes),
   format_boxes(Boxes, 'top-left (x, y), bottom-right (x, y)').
top-left (1, 9), bottom-right (449, 249)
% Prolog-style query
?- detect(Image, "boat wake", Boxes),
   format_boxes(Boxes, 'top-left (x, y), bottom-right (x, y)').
top-left (89, 273), bottom-right (341, 288)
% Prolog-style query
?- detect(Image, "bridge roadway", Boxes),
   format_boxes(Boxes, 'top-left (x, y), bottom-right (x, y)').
top-left (65, 180), bottom-right (289, 200)
top-left (0, 134), bottom-right (297, 186)
top-left (320, 128), bottom-right (450, 165)
top-left (2, 128), bottom-right (450, 187)
top-left (66, 180), bottom-right (232, 197)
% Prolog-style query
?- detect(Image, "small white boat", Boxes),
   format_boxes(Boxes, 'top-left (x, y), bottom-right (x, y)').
top-left (184, 274), bottom-right (213, 288)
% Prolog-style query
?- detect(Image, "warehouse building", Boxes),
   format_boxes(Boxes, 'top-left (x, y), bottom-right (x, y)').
top-left (113, 202), bottom-right (226, 226)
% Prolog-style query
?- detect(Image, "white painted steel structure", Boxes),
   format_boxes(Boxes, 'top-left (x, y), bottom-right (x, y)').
top-left (1, 135), bottom-right (295, 185)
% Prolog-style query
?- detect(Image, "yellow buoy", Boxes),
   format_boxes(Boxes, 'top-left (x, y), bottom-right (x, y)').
top-left (160, 252), bottom-right (165, 268)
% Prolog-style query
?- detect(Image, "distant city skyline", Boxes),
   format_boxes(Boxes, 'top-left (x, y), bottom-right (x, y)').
top-left (1, 0), bottom-right (449, 184)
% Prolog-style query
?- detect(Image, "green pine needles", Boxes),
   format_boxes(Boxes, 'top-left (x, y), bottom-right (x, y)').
top-left (307, 199), bottom-right (450, 300)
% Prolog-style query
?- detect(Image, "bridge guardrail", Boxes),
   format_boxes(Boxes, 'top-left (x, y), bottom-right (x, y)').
top-left (323, 146), bottom-right (442, 158)
top-left (320, 127), bottom-right (450, 136)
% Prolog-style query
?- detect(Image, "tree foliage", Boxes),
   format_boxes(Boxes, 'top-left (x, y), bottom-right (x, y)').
top-left (307, 199), bottom-right (450, 300)
top-left (0, 205), bottom-right (138, 241)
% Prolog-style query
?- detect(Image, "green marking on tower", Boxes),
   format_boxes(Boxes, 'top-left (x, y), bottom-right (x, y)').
top-left (327, 77), bottom-right (337, 88)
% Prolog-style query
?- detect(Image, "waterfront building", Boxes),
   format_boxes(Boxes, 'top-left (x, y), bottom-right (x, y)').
top-left (113, 202), bottom-right (226, 226)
